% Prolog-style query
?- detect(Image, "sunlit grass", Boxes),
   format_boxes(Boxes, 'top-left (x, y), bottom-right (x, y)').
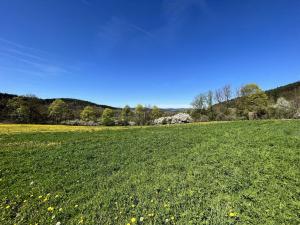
top-left (0, 124), bottom-right (128, 134)
top-left (1, 120), bottom-right (299, 224)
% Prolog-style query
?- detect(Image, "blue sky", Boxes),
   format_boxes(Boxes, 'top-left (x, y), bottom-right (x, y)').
top-left (0, 0), bottom-right (299, 108)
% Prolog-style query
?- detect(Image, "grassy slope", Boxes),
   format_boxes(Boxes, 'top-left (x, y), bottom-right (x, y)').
top-left (0, 121), bottom-right (299, 225)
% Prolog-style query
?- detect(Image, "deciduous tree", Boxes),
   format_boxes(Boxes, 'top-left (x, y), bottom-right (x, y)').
top-left (102, 108), bottom-right (114, 126)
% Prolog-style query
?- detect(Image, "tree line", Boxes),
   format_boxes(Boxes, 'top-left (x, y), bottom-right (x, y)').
top-left (0, 95), bottom-right (165, 126)
top-left (189, 83), bottom-right (300, 121)
top-left (0, 82), bottom-right (299, 125)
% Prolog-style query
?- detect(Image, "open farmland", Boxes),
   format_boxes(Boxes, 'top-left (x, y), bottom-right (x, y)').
top-left (0, 121), bottom-right (299, 225)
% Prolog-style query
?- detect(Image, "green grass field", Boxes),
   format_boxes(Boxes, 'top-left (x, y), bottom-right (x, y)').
top-left (0, 121), bottom-right (299, 225)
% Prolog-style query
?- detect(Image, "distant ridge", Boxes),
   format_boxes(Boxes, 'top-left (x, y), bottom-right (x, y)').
top-left (265, 81), bottom-right (300, 101)
top-left (1, 81), bottom-right (299, 112)
top-left (0, 93), bottom-right (118, 110)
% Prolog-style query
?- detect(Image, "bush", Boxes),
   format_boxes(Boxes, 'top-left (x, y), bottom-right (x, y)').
top-left (216, 113), bottom-right (226, 121)
top-left (154, 113), bottom-right (193, 125)
top-left (294, 109), bottom-right (300, 119)
top-left (102, 108), bottom-right (115, 126)
top-left (61, 120), bottom-right (100, 126)
top-left (200, 115), bottom-right (209, 122)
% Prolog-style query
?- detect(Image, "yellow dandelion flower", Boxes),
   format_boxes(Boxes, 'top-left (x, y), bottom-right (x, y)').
top-left (79, 216), bottom-right (84, 224)
top-left (126, 223), bottom-right (130, 225)
top-left (131, 204), bottom-right (135, 208)
top-left (131, 217), bottom-right (137, 223)
top-left (229, 212), bottom-right (237, 217)
top-left (6, 205), bottom-right (10, 209)
top-left (47, 206), bottom-right (54, 212)
top-left (43, 198), bottom-right (48, 202)
top-left (38, 195), bottom-right (43, 199)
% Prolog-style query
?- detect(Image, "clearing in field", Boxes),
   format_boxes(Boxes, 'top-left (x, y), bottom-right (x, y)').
top-left (0, 121), bottom-right (299, 224)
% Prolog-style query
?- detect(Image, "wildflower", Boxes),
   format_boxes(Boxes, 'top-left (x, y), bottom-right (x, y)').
top-left (139, 217), bottom-right (144, 222)
top-left (56, 222), bottom-right (61, 225)
top-left (131, 217), bottom-right (137, 223)
top-left (47, 206), bottom-right (54, 212)
top-left (23, 200), bottom-right (27, 203)
top-left (43, 197), bottom-right (48, 202)
top-left (38, 195), bottom-right (43, 199)
top-left (126, 223), bottom-right (130, 225)
top-left (229, 212), bottom-right (238, 217)
top-left (55, 194), bottom-right (59, 198)
top-left (75, 204), bottom-right (79, 208)
top-left (165, 218), bottom-right (169, 223)
top-left (171, 216), bottom-right (175, 220)
top-left (30, 181), bottom-right (34, 186)
top-left (30, 194), bottom-right (34, 197)
top-left (131, 204), bottom-right (135, 208)
top-left (6, 205), bottom-right (10, 209)
top-left (79, 216), bottom-right (84, 224)
top-left (59, 208), bottom-right (63, 212)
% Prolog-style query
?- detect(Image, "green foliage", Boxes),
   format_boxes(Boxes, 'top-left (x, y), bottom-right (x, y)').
top-left (120, 105), bottom-right (132, 125)
top-left (7, 97), bottom-right (30, 123)
top-left (238, 84), bottom-right (269, 114)
top-left (6, 96), bottom-right (47, 123)
top-left (0, 121), bottom-right (299, 224)
top-left (135, 104), bottom-right (145, 125)
top-left (48, 99), bottom-right (70, 123)
top-left (150, 106), bottom-right (162, 120)
top-left (80, 106), bottom-right (97, 122)
top-left (101, 108), bottom-right (114, 126)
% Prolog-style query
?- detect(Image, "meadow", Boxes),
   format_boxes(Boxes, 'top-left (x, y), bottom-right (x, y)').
top-left (0, 121), bottom-right (299, 225)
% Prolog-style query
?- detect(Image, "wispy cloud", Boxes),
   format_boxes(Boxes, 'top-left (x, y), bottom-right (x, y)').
top-left (0, 37), bottom-right (71, 78)
top-left (96, 17), bottom-right (155, 54)
top-left (160, 0), bottom-right (210, 39)
top-left (127, 23), bottom-right (155, 39)
top-left (98, 17), bottom-right (154, 40)
top-left (96, 0), bottom-right (210, 51)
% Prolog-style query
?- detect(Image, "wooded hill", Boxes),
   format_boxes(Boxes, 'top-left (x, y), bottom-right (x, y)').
top-left (0, 80), bottom-right (299, 123)
top-left (265, 81), bottom-right (300, 102)
top-left (0, 93), bottom-right (117, 122)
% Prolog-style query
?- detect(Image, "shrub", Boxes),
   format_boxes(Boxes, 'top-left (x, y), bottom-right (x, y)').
top-left (200, 115), bottom-right (209, 122)
top-left (216, 113), bottom-right (226, 121)
top-left (61, 119), bottom-right (100, 126)
top-left (154, 113), bottom-right (192, 125)
top-left (102, 108), bottom-right (115, 126)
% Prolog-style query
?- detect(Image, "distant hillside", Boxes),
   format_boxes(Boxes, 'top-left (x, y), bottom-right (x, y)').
top-left (220, 81), bottom-right (300, 109)
top-left (0, 93), bottom-right (117, 109)
top-left (265, 81), bottom-right (300, 102)
top-left (0, 93), bottom-right (118, 122)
